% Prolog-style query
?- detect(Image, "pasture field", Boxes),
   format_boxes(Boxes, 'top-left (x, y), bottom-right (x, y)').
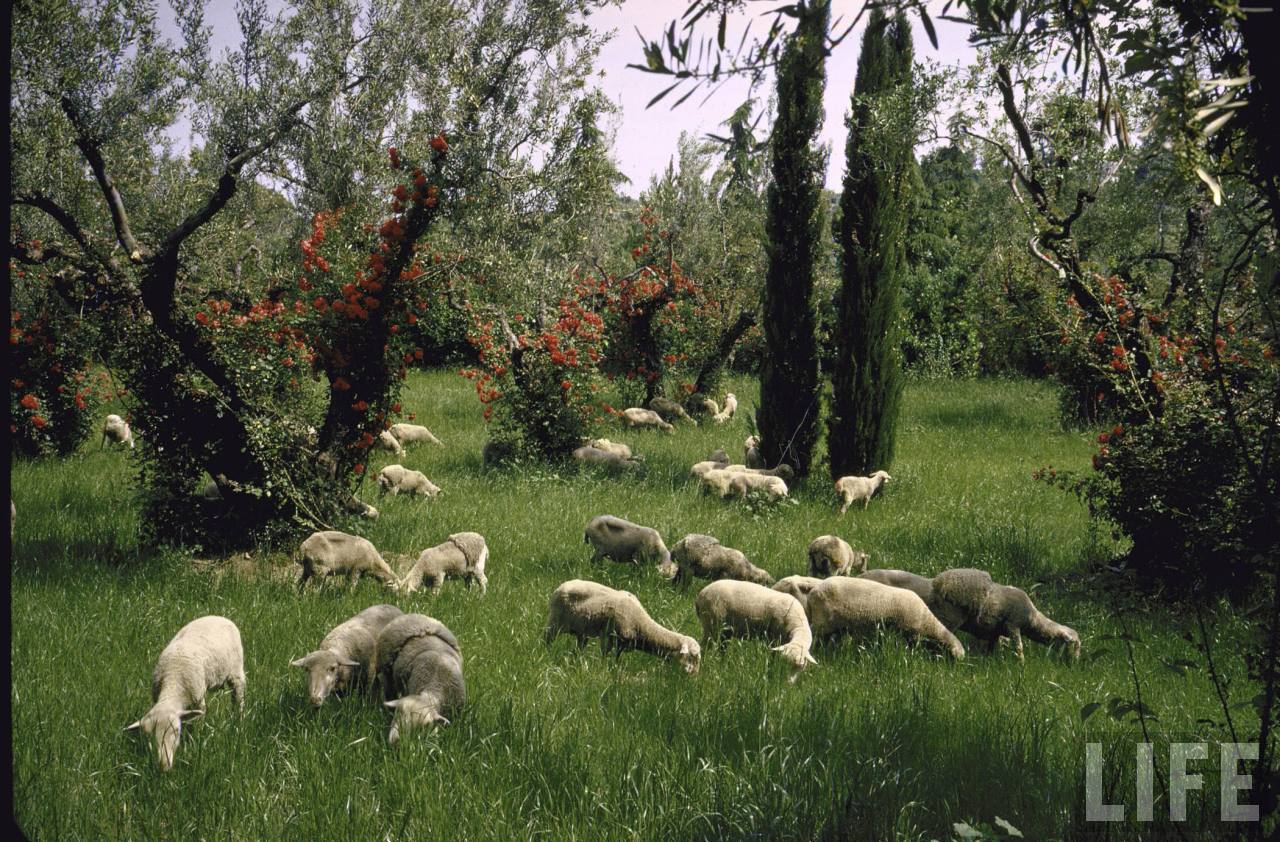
top-left (10, 371), bottom-right (1258, 840)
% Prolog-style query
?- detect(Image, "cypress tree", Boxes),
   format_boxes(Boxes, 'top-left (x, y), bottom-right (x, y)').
top-left (758, 0), bottom-right (829, 478)
top-left (828, 10), bottom-right (915, 479)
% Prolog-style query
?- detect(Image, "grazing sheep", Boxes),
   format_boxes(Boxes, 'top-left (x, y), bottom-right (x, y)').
top-left (573, 445), bottom-right (641, 472)
top-left (720, 463), bottom-right (797, 482)
top-left (695, 580), bottom-right (816, 681)
top-left (834, 470), bottom-right (892, 513)
top-left (295, 530), bottom-right (399, 591)
top-left (648, 395), bottom-right (698, 426)
top-left (698, 468), bottom-right (738, 498)
top-left (726, 472), bottom-right (789, 503)
top-left (858, 569), bottom-right (937, 609)
top-left (671, 534), bottom-right (774, 586)
top-left (399, 532), bottom-right (490, 595)
top-left (543, 579), bottom-right (701, 674)
top-left (291, 604), bottom-right (403, 708)
top-left (707, 447), bottom-right (729, 464)
top-left (124, 616), bottom-right (245, 771)
top-left (712, 393), bottom-right (738, 423)
top-left (743, 435), bottom-right (763, 469)
top-left (101, 414), bottom-right (134, 449)
top-left (588, 438), bottom-right (639, 461)
top-left (700, 398), bottom-right (721, 418)
top-left (389, 423), bottom-right (443, 447)
top-left (376, 464), bottom-right (441, 498)
top-left (376, 429), bottom-right (405, 455)
top-left (343, 495), bottom-right (379, 520)
top-left (621, 407), bottom-right (675, 433)
top-left (772, 575), bottom-right (826, 611)
top-left (807, 535), bottom-right (868, 578)
top-left (584, 515), bottom-right (675, 577)
top-left (375, 613), bottom-right (465, 744)
top-left (690, 460), bottom-right (728, 480)
top-left (807, 577), bottom-right (965, 660)
top-left (931, 569), bottom-right (1081, 661)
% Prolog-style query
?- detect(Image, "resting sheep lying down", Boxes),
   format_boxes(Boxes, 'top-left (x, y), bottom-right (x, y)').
top-left (125, 615), bottom-right (245, 771)
top-left (295, 530), bottom-right (399, 592)
top-left (671, 533), bottom-right (774, 585)
top-left (621, 407), bottom-right (675, 433)
top-left (772, 575), bottom-right (826, 611)
top-left (544, 579), bottom-right (701, 674)
top-left (291, 604), bottom-right (403, 708)
top-left (388, 423), bottom-right (443, 447)
top-left (695, 580), bottom-right (816, 681)
top-left (399, 532), bottom-right (490, 595)
top-left (712, 393), bottom-right (737, 423)
top-left (584, 515), bottom-right (675, 577)
top-left (648, 395), bottom-right (697, 426)
top-left (807, 535), bottom-right (868, 578)
top-left (835, 470), bottom-right (892, 513)
top-left (806, 577), bottom-right (966, 660)
top-left (573, 445), bottom-right (641, 472)
top-left (931, 568), bottom-right (1081, 661)
top-left (102, 414), bottom-right (134, 449)
top-left (377, 464), bottom-right (441, 497)
top-left (375, 613), bottom-right (464, 744)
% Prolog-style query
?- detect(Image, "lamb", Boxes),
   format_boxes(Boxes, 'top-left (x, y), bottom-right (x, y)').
top-left (376, 464), bottom-right (441, 497)
top-left (376, 429), bottom-right (405, 455)
top-left (620, 407), bottom-right (675, 433)
top-left (671, 533), bottom-right (774, 586)
top-left (694, 580), bottom-right (816, 681)
top-left (584, 515), bottom-right (675, 577)
top-left (931, 568), bottom-right (1081, 661)
top-left (772, 575), bottom-right (826, 611)
top-left (295, 530), bottom-right (399, 591)
top-left (743, 435), bottom-right (763, 469)
top-left (588, 438), bottom-right (639, 461)
top-left (858, 569), bottom-right (937, 609)
top-left (124, 615), bottom-right (245, 771)
top-left (399, 532), bottom-right (490, 595)
top-left (543, 579), bottom-right (701, 674)
top-left (806, 577), bottom-right (965, 660)
top-left (375, 613), bottom-right (465, 744)
top-left (726, 471), bottom-right (789, 503)
top-left (712, 393), bottom-right (737, 423)
top-left (835, 470), bottom-right (892, 513)
top-left (573, 445), bottom-right (641, 472)
top-left (648, 395), bottom-right (697, 426)
top-left (807, 535), bottom-right (868, 578)
top-left (291, 604), bottom-right (403, 708)
top-left (389, 422), bottom-right (443, 447)
top-left (101, 414), bottom-right (134, 449)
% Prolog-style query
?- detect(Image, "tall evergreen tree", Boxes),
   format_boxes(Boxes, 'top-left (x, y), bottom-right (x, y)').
top-left (828, 10), bottom-right (915, 479)
top-left (758, 0), bottom-right (829, 478)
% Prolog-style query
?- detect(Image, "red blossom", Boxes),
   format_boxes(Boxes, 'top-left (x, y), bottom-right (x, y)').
top-left (430, 132), bottom-right (449, 153)
top-left (31, 414), bottom-right (47, 428)
top-left (353, 463), bottom-right (365, 475)
top-left (19, 393), bottom-right (39, 410)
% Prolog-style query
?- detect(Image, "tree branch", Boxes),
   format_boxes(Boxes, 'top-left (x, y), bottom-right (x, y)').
top-left (60, 96), bottom-right (146, 262)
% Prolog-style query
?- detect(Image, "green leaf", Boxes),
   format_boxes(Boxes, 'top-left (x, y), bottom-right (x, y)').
top-left (717, 13), bottom-right (726, 50)
top-left (646, 81), bottom-right (683, 108)
top-left (920, 8), bottom-right (939, 49)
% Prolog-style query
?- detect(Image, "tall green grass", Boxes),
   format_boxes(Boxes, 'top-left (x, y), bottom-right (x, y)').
top-left (10, 373), bottom-right (1260, 839)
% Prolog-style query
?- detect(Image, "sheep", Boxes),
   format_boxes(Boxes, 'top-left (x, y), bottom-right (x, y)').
top-left (743, 435), bottom-right (763, 469)
top-left (295, 530), bottom-right (399, 591)
top-left (376, 464), bottom-right (441, 497)
top-left (291, 604), bottom-right (403, 708)
top-left (543, 579), bottom-right (701, 674)
top-left (720, 462), bottom-right (797, 482)
top-left (621, 407), bottom-right (675, 433)
top-left (584, 515), bottom-right (676, 577)
top-left (375, 613), bottom-right (465, 744)
top-left (700, 398), bottom-right (721, 418)
top-left (807, 577), bottom-right (966, 660)
top-left (588, 438), bottom-right (639, 461)
top-left (858, 569), bottom-right (937, 610)
top-left (124, 616), bottom-right (245, 771)
top-left (690, 460), bottom-right (728, 479)
top-left (671, 533), bottom-right (774, 586)
top-left (807, 535), bottom-right (868, 578)
top-left (772, 575), bottom-right (826, 611)
top-left (712, 393), bottom-right (737, 423)
top-left (707, 447), bottom-right (729, 464)
top-left (931, 568), bottom-right (1081, 661)
top-left (101, 414), bottom-right (134, 449)
top-left (648, 395), bottom-right (697, 426)
top-left (389, 422), bottom-right (443, 447)
top-left (726, 472), bottom-right (789, 503)
top-left (694, 580), bottom-right (816, 681)
top-left (835, 470), bottom-right (892, 513)
top-left (399, 532), bottom-right (490, 595)
top-left (699, 468), bottom-right (738, 498)
top-left (376, 429), bottom-right (405, 455)
top-left (343, 495), bottom-right (379, 520)
top-left (573, 445), bottom-right (641, 472)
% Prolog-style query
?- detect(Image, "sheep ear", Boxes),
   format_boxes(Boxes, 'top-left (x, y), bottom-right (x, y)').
top-left (338, 657), bottom-right (361, 668)
top-left (805, 652), bottom-right (818, 665)
top-left (123, 720), bottom-right (143, 732)
top-left (178, 709), bottom-right (204, 722)
top-left (290, 657), bottom-right (309, 668)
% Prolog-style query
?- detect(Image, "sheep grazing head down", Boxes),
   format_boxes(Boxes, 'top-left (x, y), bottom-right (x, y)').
top-left (124, 707), bottom-right (204, 772)
top-left (291, 651), bottom-right (361, 708)
top-left (676, 636), bottom-right (702, 675)
top-left (384, 696), bottom-right (449, 745)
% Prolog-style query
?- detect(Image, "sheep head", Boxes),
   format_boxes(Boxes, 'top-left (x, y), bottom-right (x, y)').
top-left (124, 705), bottom-right (204, 771)
top-left (772, 642), bottom-right (818, 677)
top-left (676, 636), bottom-right (701, 675)
top-left (292, 651), bottom-right (362, 708)
top-left (385, 694), bottom-right (449, 745)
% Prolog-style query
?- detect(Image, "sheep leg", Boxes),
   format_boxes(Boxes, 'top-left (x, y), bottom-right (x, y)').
top-left (1009, 628), bottom-right (1025, 662)
top-left (474, 571), bottom-right (489, 594)
top-left (295, 565), bottom-right (313, 593)
top-left (231, 672), bottom-right (247, 714)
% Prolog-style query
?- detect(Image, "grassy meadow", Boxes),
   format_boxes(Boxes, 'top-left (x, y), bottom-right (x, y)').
top-left (10, 371), bottom-right (1260, 840)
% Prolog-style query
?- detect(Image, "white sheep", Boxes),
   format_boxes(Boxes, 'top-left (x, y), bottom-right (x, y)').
top-left (772, 575), bottom-right (826, 611)
top-left (743, 435), bottom-right (763, 469)
top-left (621, 407), bottom-right (675, 433)
top-left (399, 532), bottom-right (490, 595)
top-left (543, 579), bottom-right (701, 674)
top-left (807, 535), bottom-right (868, 578)
top-left (727, 472), bottom-right (789, 503)
top-left (584, 515), bottom-right (675, 577)
top-left (695, 580), bottom-right (817, 681)
top-left (588, 438), bottom-right (639, 461)
top-left (376, 429), bottom-right (405, 455)
top-left (648, 395), bottom-right (697, 426)
top-left (389, 422), bottom-right (443, 447)
top-left (931, 568), bottom-right (1081, 661)
top-left (295, 530), bottom-right (399, 591)
top-left (858, 569), bottom-right (937, 609)
top-left (701, 398), bottom-right (721, 418)
top-left (375, 613), bottom-right (465, 744)
top-left (125, 615), bottom-right (245, 771)
top-left (291, 604), bottom-right (403, 708)
top-left (834, 470), bottom-right (892, 513)
top-left (712, 393), bottom-right (737, 423)
top-left (690, 460), bottom-right (728, 479)
top-left (376, 464), bottom-right (441, 497)
top-left (719, 462), bottom-right (797, 482)
top-left (573, 445), bottom-right (641, 472)
top-left (671, 533), bottom-right (774, 586)
top-left (101, 414), bottom-right (134, 449)
top-left (806, 577), bottom-right (965, 660)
